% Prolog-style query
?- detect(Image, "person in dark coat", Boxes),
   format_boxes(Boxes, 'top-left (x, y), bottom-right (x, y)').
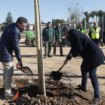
top-left (0, 17), bottom-right (28, 100)
top-left (62, 27), bottom-right (104, 104)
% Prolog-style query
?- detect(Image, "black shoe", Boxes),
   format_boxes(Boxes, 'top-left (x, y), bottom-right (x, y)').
top-left (76, 85), bottom-right (87, 92)
top-left (90, 97), bottom-right (102, 104)
top-left (60, 54), bottom-right (64, 56)
top-left (48, 55), bottom-right (52, 57)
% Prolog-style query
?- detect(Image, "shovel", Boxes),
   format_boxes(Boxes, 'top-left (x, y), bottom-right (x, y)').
top-left (50, 63), bottom-right (66, 80)
top-left (20, 66), bottom-right (33, 75)
top-left (16, 64), bottom-right (33, 75)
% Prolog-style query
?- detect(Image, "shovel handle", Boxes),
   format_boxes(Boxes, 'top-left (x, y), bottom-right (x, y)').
top-left (58, 63), bottom-right (65, 72)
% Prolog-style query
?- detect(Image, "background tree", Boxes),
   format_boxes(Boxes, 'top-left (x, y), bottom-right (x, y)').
top-left (98, 10), bottom-right (103, 26)
top-left (81, 17), bottom-right (86, 28)
top-left (90, 11), bottom-right (95, 22)
top-left (68, 3), bottom-right (82, 28)
top-left (52, 19), bottom-right (65, 27)
top-left (1, 12), bottom-right (14, 30)
top-left (56, 19), bottom-right (65, 24)
top-left (84, 11), bottom-right (90, 28)
top-left (84, 11), bottom-right (90, 23)
top-left (5, 12), bottom-right (14, 26)
top-left (97, 10), bottom-right (105, 46)
top-left (93, 11), bottom-right (98, 23)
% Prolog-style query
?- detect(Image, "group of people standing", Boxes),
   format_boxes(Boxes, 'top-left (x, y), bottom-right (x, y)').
top-left (77, 22), bottom-right (102, 45)
top-left (42, 21), bottom-right (102, 59)
top-left (42, 22), bottom-right (64, 58)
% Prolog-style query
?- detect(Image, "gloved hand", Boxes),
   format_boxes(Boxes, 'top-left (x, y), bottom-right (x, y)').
top-left (16, 61), bottom-right (23, 69)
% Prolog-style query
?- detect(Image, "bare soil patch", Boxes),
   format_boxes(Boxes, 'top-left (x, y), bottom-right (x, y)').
top-left (0, 78), bottom-right (105, 105)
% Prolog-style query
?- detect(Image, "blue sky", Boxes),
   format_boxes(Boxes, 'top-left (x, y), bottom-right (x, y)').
top-left (0, 0), bottom-right (105, 24)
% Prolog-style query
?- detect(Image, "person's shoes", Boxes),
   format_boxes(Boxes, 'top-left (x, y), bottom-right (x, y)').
top-left (5, 93), bottom-right (14, 102)
top-left (90, 97), bottom-right (102, 105)
top-left (76, 85), bottom-right (87, 92)
top-left (48, 55), bottom-right (52, 57)
top-left (60, 54), bottom-right (64, 56)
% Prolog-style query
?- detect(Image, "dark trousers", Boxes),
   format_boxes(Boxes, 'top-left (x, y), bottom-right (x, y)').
top-left (53, 40), bottom-right (63, 55)
top-left (44, 41), bottom-right (52, 56)
top-left (81, 67), bottom-right (100, 98)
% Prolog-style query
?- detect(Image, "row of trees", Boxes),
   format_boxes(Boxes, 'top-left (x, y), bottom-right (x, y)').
top-left (1, 12), bottom-right (66, 31)
top-left (67, 2), bottom-right (105, 29)
top-left (83, 10), bottom-right (105, 32)
top-left (84, 10), bottom-right (105, 24)
top-left (52, 19), bottom-right (66, 27)
top-left (1, 10), bottom-right (105, 31)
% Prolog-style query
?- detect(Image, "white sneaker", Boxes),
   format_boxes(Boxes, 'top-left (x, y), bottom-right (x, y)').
top-left (5, 92), bottom-right (14, 102)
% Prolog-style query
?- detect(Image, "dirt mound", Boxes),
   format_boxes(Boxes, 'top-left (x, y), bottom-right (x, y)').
top-left (0, 79), bottom-right (105, 105)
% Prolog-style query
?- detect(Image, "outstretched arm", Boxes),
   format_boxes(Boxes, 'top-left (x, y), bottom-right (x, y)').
top-left (64, 50), bottom-right (72, 64)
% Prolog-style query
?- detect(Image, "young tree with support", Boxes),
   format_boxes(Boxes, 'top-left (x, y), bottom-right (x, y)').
top-left (34, 0), bottom-right (46, 96)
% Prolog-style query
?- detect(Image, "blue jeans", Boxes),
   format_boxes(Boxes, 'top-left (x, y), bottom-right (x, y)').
top-left (81, 67), bottom-right (100, 98)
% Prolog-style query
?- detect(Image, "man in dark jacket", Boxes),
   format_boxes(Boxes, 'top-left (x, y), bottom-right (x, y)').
top-left (42, 22), bottom-right (55, 58)
top-left (0, 17), bottom-right (28, 100)
top-left (62, 27), bottom-right (104, 104)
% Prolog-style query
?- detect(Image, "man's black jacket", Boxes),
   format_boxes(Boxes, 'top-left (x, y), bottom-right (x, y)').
top-left (66, 29), bottom-right (104, 70)
top-left (0, 23), bottom-right (21, 62)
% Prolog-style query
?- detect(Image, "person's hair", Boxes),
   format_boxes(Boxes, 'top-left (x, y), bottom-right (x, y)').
top-left (16, 17), bottom-right (28, 24)
top-left (47, 22), bottom-right (51, 26)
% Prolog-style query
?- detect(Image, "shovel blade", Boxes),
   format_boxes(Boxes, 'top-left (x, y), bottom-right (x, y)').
top-left (21, 66), bottom-right (33, 74)
top-left (50, 71), bottom-right (63, 81)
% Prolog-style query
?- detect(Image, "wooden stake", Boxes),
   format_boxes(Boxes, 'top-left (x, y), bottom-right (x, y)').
top-left (34, 0), bottom-right (46, 96)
